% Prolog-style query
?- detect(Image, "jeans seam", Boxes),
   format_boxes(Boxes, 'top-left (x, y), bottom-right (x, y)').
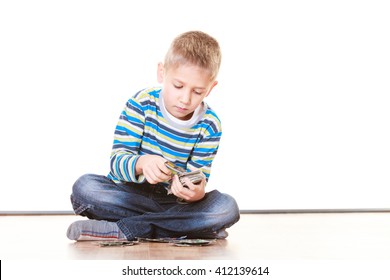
top-left (71, 194), bottom-right (136, 218)
top-left (117, 220), bottom-right (135, 240)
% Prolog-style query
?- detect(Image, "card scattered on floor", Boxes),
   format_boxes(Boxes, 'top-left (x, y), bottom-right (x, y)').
top-left (137, 237), bottom-right (216, 246)
top-left (137, 237), bottom-right (186, 243)
top-left (172, 239), bottom-right (216, 247)
top-left (97, 238), bottom-right (216, 247)
top-left (98, 241), bottom-right (139, 247)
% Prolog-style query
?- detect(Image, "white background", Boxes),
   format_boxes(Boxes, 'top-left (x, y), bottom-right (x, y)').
top-left (1, 0), bottom-right (389, 211)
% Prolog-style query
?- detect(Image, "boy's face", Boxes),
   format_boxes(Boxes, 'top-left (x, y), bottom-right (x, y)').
top-left (157, 63), bottom-right (217, 121)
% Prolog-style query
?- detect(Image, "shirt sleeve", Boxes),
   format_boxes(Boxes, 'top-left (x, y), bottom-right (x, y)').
top-left (109, 96), bottom-right (146, 183)
top-left (187, 117), bottom-right (222, 181)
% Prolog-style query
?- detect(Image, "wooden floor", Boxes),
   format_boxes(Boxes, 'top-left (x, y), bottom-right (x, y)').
top-left (1, 213), bottom-right (390, 260)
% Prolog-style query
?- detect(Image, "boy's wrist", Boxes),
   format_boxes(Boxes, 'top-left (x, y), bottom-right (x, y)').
top-left (135, 155), bottom-right (145, 176)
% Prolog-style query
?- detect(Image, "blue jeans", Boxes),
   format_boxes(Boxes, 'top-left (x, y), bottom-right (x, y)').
top-left (70, 174), bottom-right (240, 240)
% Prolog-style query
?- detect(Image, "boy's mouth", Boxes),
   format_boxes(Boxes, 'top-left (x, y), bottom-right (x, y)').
top-left (171, 105), bottom-right (193, 120)
top-left (175, 106), bottom-right (188, 112)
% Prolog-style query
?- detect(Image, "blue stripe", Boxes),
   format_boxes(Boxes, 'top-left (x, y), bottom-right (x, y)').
top-left (202, 120), bottom-right (219, 135)
top-left (114, 154), bottom-right (122, 179)
top-left (193, 160), bottom-right (212, 167)
top-left (123, 156), bottom-right (130, 181)
top-left (160, 144), bottom-right (189, 158)
top-left (192, 147), bottom-right (218, 154)
top-left (115, 125), bottom-right (142, 139)
top-left (158, 125), bottom-right (199, 142)
top-left (148, 89), bottom-right (160, 98)
top-left (143, 132), bottom-right (194, 154)
top-left (130, 157), bottom-right (137, 181)
top-left (141, 136), bottom-right (190, 158)
top-left (147, 116), bottom-right (200, 140)
top-left (140, 99), bottom-right (159, 108)
top-left (120, 114), bottom-right (144, 127)
top-left (128, 99), bottom-right (145, 115)
top-left (138, 145), bottom-right (188, 159)
top-left (113, 142), bottom-right (139, 149)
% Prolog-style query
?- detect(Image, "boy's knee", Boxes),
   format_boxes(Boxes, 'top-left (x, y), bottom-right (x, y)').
top-left (72, 174), bottom-right (95, 195)
top-left (223, 193), bottom-right (240, 222)
top-left (208, 190), bottom-right (240, 225)
top-left (71, 174), bottom-right (112, 213)
top-left (72, 173), bottom-right (110, 199)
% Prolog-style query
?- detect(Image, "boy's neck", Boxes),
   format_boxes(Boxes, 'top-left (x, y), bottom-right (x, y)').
top-left (159, 89), bottom-right (206, 128)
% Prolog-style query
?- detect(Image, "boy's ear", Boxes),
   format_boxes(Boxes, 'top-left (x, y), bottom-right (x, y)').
top-left (205, 80), bottom-right (218, 97)
top-left (157, 63), bottom-right (164, 83)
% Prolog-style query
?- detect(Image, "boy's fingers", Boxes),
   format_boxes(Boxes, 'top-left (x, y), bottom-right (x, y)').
top-left (172, 176), bottom-right (191, 197)
top-left (145, 172), bottom-right (158, 184)
top-left (154, 167), bottom-right (171, 180)
top-left (144, 163), bottom-right (171, 184)
top-left (158, 160), bottom-right (172, 176)
top-left (184, 177), bottom-right (205, 191)
top-left (182, 177), bottom-right (195, 190)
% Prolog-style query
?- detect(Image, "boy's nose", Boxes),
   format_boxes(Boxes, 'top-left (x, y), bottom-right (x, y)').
top-left (179, 91), bottom-right (191, 105)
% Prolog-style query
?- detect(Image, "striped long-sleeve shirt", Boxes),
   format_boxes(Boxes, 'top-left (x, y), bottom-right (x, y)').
top-left (107, 87), bottom-right (222, 185)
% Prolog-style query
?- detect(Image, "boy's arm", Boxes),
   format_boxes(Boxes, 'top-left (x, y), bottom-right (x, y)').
top-left (187, 126), bottom-right (222, 182)
top-left (109, 98), bottom-right (146, 183)
top-left (171, 124), bottom-right (222, 202)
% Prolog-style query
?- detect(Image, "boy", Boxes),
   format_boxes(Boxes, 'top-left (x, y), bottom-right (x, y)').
top-left (67, 31), bottom-right (240, 241)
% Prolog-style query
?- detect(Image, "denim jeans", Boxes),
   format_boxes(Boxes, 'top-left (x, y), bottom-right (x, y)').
top-left (70, 174), bottom-right (240, 240)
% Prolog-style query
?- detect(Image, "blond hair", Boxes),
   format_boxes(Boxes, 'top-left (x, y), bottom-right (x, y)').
top-left (164, 31), bottom-right (221, 81)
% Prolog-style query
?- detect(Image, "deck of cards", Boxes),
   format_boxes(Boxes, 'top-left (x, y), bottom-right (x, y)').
top-left (164, 161), bottom-right (204, 190)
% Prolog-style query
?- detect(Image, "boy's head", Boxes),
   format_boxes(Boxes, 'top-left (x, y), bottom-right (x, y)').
top-left (163, 31), bottom-right (221, 81)
top-left (158, 31), bottom-right (221, 121)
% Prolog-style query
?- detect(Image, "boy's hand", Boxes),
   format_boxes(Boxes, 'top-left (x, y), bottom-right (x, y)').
top-left (170, 168), bottom-right (206, 202)
top-left (136, 155), bottom-right (172, 184)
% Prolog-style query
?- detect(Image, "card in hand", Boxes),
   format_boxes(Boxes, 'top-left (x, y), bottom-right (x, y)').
top-left (164, 161), bottom-right (204, 186)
